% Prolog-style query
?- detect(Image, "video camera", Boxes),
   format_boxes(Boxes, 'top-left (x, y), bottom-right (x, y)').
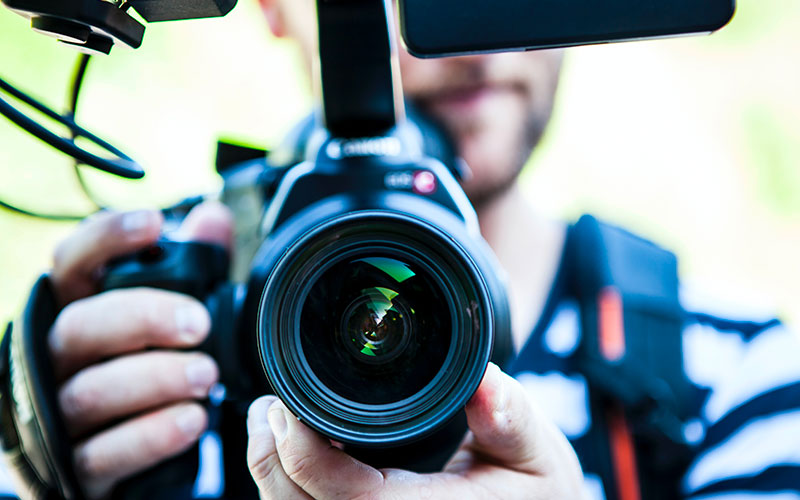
top-left (0, 0), bottom-right (734, 498)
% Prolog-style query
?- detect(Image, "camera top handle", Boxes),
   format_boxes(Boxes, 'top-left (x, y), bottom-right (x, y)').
top-left (317, 0), bottom-right (404, 138)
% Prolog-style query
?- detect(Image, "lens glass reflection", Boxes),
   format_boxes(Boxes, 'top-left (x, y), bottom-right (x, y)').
top-left (299, 254), bottom-right (451, 405)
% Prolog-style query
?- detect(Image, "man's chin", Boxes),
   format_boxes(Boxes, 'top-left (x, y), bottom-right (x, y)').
top-left (407, 94), bottom-right (533, 209)
top-left (420, 86), bottom-right (524, 139)
top-left (462, 173), bottom-right (520, 211)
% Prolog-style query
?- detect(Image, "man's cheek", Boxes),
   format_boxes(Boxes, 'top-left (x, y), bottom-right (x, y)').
top-left (458, 97), bottom-right (531, 180)
top-left (464, 91), bottom-right (529, 145)
top-left (399, 59), bottom-right (448, 96)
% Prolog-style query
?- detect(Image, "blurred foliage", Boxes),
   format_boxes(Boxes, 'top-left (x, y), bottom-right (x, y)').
top-left (1, 0), bottom-right (799, 327)
top-left (523, 0), bottom-right (800, 325)
top-left (742, 105), bottom-right (800, 214)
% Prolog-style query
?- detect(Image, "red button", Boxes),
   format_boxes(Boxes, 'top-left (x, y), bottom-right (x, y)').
top-left (412, 171), bottom-right (437, 195)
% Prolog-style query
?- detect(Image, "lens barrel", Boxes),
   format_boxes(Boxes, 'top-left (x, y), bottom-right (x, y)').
top-left (258, 211), bottom-right (496, 447)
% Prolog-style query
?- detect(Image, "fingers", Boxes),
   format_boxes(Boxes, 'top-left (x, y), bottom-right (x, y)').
top-left (52, 210), bottom-right (164, 305)
top-left (173, 200), bottom-right (234, 251)
top-left (74, 402), bottom-right (208, 499)
top-left (246, 396), bottom-right (311, 500)
top-left (59, 351), bottom-right (218, 438)
top-left (268, 401), bottom-right (384, 498)
top-left (50, 201), bottom-right (233, 307)
top-left (463, 363), bottom-right (547, 472)
top-left (49, 288), bottom-right (210, 380)
top-left (244, 365), bottom-right (584, 500)
top-left (463, 363), bottom-right (581, 477)
top-left (45, 202), bottom-right (234, 500)
top-left (247, 398), bottom-right (383, 500)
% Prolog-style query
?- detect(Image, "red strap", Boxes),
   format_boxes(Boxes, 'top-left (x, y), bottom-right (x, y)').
top-left (599, 287), bottom-right (625, 362)
top-left (598, 287), bottom-right (641, 500)
top-left (607, 405), bottom-right (642, 500)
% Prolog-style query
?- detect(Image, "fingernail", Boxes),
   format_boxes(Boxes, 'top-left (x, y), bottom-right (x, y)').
top-left (268, 405), bottom-right (288, 443)
top-left (48, 329), bottom-right (64, 356)
top-left (247, 396), bottom-right (278, 435)
top-left (487, 364), bottom-right (509, 422)
top-left (185, 357), bottom-right (218, 397)
top-left (121, 210), bottom-right (157, 233)
top-left (175, 405), bottom-right (206, 437)
top-left (175, 304), bottom-right (209, 343)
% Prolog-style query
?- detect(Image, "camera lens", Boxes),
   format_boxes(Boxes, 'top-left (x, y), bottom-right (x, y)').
top-left (299, 255), bottom-right (451, 405)
top-left (259, 212), bottom-right (501, 447)
top-left (340, 284), bottom-right (412, 365)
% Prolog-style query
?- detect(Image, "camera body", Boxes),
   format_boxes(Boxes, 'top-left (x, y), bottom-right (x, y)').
top-left (102, 117), bottom-right (512, 473)
top-left (239, 121), bottom-right (513, 451)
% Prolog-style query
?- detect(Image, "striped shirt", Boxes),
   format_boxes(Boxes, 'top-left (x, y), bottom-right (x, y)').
top-left (509, 267), bottom-right (800, 499)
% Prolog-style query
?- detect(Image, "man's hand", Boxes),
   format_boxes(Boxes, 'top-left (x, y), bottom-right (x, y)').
top-left (47, 202), bottom-right (233, 499)
top-left (246, 363), bottom-right (585, 499)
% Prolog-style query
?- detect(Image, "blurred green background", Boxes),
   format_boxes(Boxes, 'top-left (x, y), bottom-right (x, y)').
top-left (1, 0), bottom-right (798, 327)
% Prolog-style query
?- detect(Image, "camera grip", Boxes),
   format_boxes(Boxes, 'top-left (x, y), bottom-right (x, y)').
top-left (101, 240), bottom-right (229, 299)
top-left (100, 240), bottom-right (230, 500)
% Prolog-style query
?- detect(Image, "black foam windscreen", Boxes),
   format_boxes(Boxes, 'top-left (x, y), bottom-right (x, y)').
top-left (129, 0), bottom-right (237, 22)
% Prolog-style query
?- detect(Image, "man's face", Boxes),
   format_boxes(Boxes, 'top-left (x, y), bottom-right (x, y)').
top-left (270, 0), bottom-right (563, 207)
top-left (398, 49), bottom-right (562, 206)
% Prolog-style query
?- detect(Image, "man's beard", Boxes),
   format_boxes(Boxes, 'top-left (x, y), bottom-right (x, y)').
top-left (409, 73), bottom-right (558, 210)
top-left (463, 108), bottom-right (552, 210)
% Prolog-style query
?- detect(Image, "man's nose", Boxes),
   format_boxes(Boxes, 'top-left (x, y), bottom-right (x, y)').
top-left (440, 53), bottom-right (495, 79)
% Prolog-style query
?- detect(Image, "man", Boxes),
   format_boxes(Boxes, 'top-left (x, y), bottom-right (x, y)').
top-left (8, 0), bottom-right (800, 498)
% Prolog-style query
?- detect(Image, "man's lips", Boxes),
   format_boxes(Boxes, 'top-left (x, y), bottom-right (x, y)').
top-left (418, 83), bottom-right (521, 114)
top-left (425, 85), bottom-right (495, 111)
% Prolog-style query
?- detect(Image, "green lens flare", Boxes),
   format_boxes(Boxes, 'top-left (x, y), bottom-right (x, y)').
top-left (357, 257), bottom-right (416, 283)
top-left (347, 286), bottom-right (409, 359)
top-left (375, 287), bottom-right (399, 300)
top-left (362, 287), bottom-right (398, 322)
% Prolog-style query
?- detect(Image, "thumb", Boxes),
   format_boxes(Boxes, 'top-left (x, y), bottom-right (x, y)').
top-left (174, 201), bottom-right (234, 251)
top-left (464, 363), bottom-right (560, 473)
top-left (462, 364), bottom-right (585, 498)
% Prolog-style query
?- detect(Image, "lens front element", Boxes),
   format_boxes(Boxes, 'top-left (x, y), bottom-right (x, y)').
top-left (341, 284), bottom-right (411, 364)
top-left (301, 255), bottom-right (451, 405)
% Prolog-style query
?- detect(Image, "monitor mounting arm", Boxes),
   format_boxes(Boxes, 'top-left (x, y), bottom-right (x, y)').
top-left (316, 0), bottom-right (404, 138)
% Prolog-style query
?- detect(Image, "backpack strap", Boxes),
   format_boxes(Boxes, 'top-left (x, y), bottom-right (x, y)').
top-left (567, 215), bottom-right (694, 500)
